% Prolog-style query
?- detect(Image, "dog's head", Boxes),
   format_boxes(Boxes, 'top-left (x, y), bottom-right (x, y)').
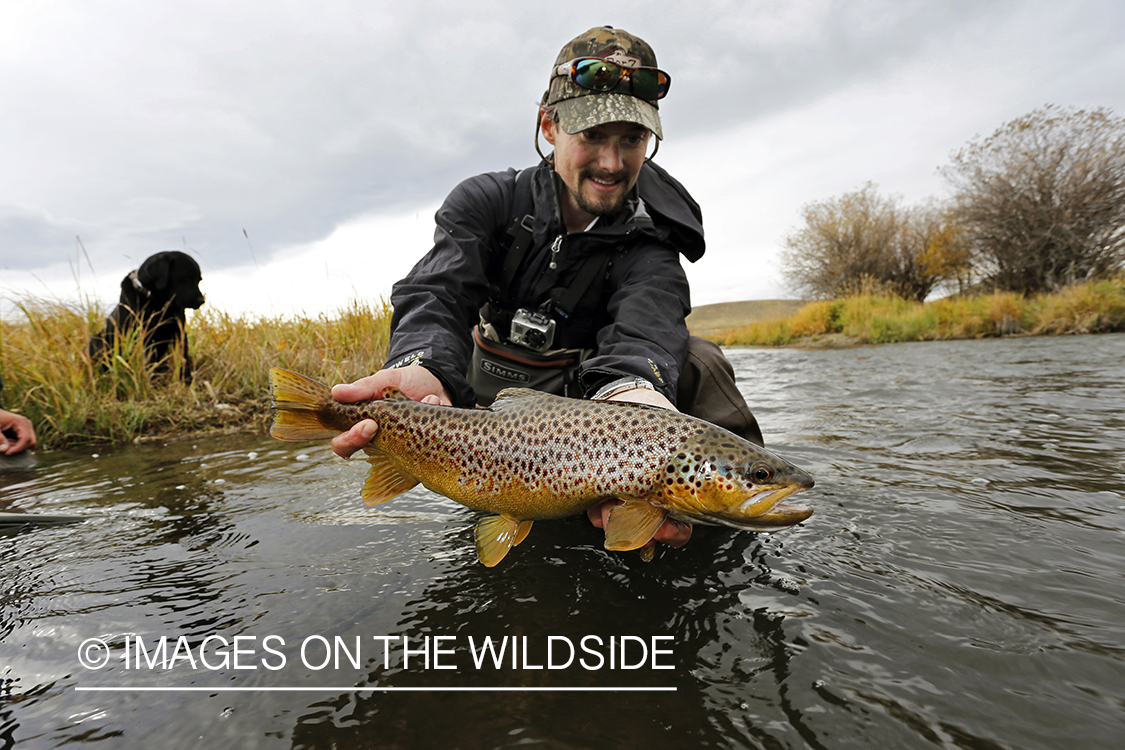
top-left (136, 251), bottom-right (206, 310)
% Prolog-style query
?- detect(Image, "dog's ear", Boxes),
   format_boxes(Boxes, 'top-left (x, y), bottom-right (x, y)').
top-left (139, 253), bottom-right (172, 291)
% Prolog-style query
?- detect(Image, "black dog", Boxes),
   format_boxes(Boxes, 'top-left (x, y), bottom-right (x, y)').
top-left (88, 251), bottom-right (206, 383)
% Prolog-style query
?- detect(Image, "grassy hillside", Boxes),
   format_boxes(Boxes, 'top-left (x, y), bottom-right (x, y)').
top-left (686, 299), bottom-right (807, 336)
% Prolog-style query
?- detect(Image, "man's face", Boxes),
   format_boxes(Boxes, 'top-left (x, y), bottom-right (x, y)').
top-left (542, 117), bottom-right (651, 231)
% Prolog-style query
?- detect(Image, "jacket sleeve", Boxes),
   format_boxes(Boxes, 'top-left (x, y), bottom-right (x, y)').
top-left (576, 241), bottom-right (692, 404)
top-left (384, 170), bottom-right (516, 407)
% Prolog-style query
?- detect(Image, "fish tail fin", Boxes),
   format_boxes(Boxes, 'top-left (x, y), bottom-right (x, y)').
top-left (474, 515), bottom-right (533, 567)
top-left (269, 368), bottom-right (339, 440)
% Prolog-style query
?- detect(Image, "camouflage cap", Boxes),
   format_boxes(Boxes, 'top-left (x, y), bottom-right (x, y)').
top-left (544, 26), bottom-right (664, 140)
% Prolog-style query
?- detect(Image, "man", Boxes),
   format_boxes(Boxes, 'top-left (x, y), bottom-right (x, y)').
top-left (332, 26), bottom-right (762, 553)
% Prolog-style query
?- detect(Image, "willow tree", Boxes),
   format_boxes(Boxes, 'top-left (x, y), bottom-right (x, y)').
top-left (942, 105), bottom-right (1125, 294)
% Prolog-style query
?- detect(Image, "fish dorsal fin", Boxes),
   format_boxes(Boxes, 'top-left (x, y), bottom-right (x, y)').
top-left (379, 386), bottom-right (411, 402)
top-left (474, 515), bottom-right (533, 567)
top-left (361, 448), bottom-right (419, 505)
top-left (603, 499), bottom-right (668, 551)
top-left (490, 388), bottom-right (544, 411)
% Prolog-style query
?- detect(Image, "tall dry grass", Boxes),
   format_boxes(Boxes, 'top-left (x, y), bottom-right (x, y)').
top-left (7, 277), bottom-right (1123, 448)
top-left (1, 297), bottom-right (392, 449)
top-left (713, 277), bottom-right (1125, 347)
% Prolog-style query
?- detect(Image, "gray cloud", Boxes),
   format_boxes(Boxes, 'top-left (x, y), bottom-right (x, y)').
top-left (2, 0), bottom-right (1123, 293)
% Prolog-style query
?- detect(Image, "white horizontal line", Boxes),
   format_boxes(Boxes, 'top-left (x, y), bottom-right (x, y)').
top-left (74, 686), bottom-right (676, 693)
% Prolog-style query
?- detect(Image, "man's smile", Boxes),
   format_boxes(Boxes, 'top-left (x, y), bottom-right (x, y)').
top-left (584, 171), bottom-right (626, 193)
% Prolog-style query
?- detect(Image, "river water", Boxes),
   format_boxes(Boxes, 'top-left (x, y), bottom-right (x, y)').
top-left (2, 334), bottom-right (1123, 750)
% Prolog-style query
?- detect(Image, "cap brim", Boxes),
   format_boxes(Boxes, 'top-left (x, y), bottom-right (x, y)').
top-left (555, 93), bottom-right (663, 140)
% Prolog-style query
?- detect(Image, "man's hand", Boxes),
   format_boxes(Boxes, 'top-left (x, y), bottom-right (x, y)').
top-left (592, 385), bottom-right (692, 551)
top-left (329, 365), bottom-right (451, 458)
top-left (0, 409), bottom-right (37, 455)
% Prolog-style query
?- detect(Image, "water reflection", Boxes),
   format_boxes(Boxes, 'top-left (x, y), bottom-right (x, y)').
top-left (291, 526), bottom-right (752, 748)
top-left (2, 334), bottom-right (1124, 749)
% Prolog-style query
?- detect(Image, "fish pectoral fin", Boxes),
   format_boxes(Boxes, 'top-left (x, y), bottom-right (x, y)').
top-left (474, 515), bottom-right (531, 567)
top-left (361, 449), bottom-right (419, 506)
top-left (604, 500), bottom-right (668, 552)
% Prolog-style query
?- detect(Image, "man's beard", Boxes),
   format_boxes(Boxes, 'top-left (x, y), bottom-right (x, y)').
top-left (570, 170), bottom-right (631, 218)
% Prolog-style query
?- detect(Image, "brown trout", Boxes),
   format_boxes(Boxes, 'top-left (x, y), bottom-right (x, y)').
top-left (269, 368), bottom-right (814, 567)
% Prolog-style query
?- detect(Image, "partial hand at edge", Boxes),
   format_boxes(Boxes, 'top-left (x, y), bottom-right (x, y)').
top-left (0, 410), bottom-right (36, 455)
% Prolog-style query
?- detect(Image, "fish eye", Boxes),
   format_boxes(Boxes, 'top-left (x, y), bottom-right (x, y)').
top-left (750, 465), bottom-right (773, 483)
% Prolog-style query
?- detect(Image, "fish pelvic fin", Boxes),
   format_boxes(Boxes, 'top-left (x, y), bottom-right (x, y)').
top-left (361, 448), bottom-right (419, 506)
top-left (474, 515), bottom-right (533, 567)
top-left (269, 368), bottom-right (339, 440)
top-left (604, 499), bottom-right (668, 552)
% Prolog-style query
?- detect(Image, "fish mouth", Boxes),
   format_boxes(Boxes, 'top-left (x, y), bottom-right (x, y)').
top-left (690, 483), bottom-right (814, 532)
top-left (727, 501), bottom-right (813, 531)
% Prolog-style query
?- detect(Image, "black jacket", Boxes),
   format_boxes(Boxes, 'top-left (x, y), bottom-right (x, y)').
top-left (385, 159), bottom-right (705, 407)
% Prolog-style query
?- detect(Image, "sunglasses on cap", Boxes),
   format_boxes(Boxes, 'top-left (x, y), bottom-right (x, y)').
top-left (554, 57), bottom-right (672, 101)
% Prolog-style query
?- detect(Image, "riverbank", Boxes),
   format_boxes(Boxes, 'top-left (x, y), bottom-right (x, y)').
top-left (1, 297), bottom-right (392, 450)
top-left (705, 278), bottom-right (1125, 347)
top-left (3, 279), bottom-right (1123, 450)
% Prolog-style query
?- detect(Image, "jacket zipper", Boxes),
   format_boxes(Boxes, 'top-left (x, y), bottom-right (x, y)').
top-left (548, 234), bottom-right (563, 269)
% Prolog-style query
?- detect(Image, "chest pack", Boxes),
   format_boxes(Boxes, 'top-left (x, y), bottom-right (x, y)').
top-left (469, 166), bottom-right (612, 405)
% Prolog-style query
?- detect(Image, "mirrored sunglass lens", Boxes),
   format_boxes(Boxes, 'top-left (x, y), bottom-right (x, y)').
top-left (631, 69), bottom-right (669, 100)
top-left (573, 59), bottom-right (621, 91)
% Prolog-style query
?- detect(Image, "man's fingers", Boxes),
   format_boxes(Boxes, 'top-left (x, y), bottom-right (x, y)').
top-left (331, 382), bottom-right (375, 403)
top-left (330, 419), bottom-right (377, 459)
top-left (653, 517), bottom-right (692, 548)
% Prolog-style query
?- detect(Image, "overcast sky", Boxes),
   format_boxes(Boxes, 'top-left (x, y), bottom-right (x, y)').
top-left (2, 0), bottom-right (1123, 319)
